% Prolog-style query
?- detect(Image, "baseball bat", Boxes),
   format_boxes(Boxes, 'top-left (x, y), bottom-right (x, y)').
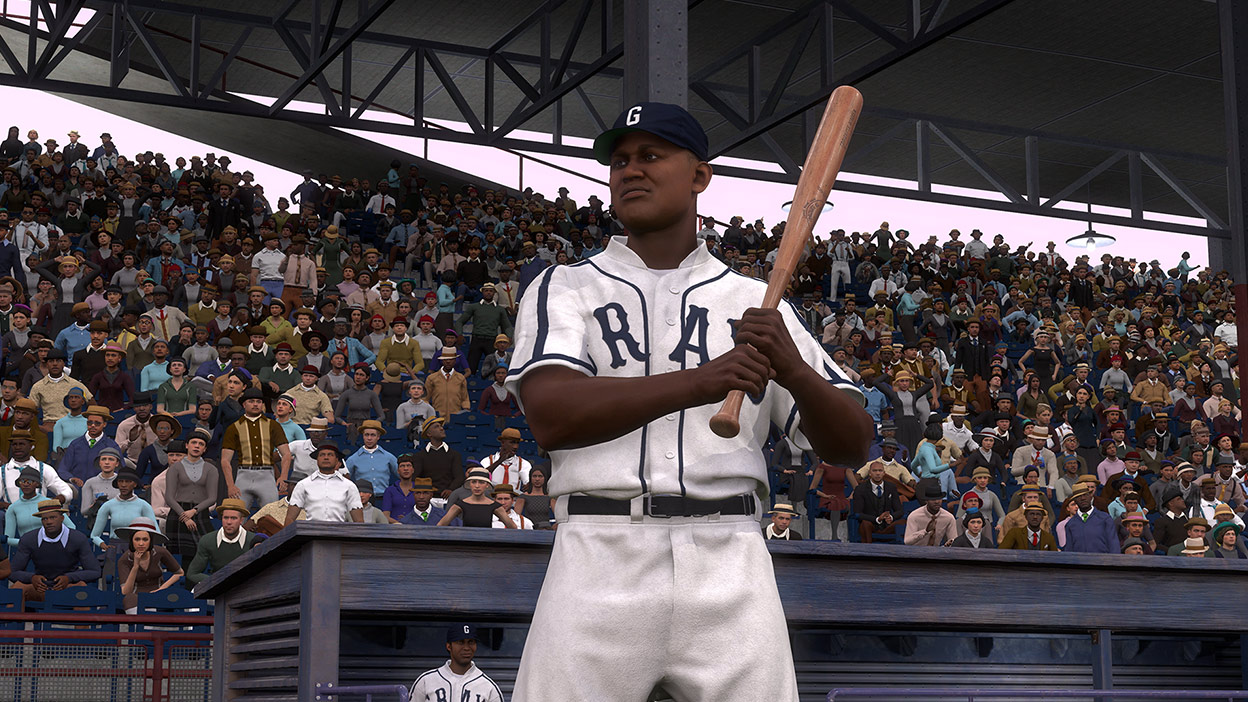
top-left (709, 85), bottom-right (863, 439)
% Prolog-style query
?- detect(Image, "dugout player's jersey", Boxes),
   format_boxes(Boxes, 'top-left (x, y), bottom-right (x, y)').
top-left (409, 662), bottom-right (504, 702)
top-left (506, 235), bottom-right (865, 501)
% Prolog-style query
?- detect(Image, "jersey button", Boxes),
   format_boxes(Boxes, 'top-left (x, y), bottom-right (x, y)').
top-left (669, 286), bottom-right (679, 294)
top-left (665, 450), bottom-right (675, 459)
top-left (666, 318), bottom-right (676, 326)
top-left (666, 414), bottom-right (676, 421)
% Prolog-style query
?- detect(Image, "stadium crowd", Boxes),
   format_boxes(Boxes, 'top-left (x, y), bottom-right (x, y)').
top-left (0, 124), bottom-right (1242, 610)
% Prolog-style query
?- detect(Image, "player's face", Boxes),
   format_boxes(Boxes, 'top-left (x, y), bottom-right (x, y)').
top-left (608, 132), bottom-right (709, 235)
top-left (447, 638), bottom-right (477, 666)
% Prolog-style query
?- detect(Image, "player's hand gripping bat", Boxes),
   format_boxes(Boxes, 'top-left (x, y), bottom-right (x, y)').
top-left (709, 85), bottom-right (863, 439)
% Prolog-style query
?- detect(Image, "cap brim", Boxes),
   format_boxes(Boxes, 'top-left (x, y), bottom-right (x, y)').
top-left (592, 126), bottom-right (640, 165)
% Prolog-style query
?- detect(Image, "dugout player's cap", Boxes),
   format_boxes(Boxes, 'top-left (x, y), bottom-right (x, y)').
top-left (447, 624), bottom-right (477, 643)
top-left (592, 102), bottom-right (709, 165)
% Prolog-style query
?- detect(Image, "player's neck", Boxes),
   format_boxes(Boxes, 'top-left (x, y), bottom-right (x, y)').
top-left (625, 225), bottom-right (698, 269)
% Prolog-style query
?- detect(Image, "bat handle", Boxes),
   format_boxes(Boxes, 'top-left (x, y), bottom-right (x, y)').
top-left (710, 390), bottom-right (745, 438)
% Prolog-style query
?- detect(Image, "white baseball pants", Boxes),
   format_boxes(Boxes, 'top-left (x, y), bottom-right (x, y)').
top-left (829, 261), bottom-right (852, 300)
top-left (512, 503), bottom-right (799, 702)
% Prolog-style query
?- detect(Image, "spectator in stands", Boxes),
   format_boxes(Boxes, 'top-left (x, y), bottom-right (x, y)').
top-left (286, 442), bottom-right (363, 524)
top-left (426, 346), bottom-right (470, 420)
top-left (355, 479), bottom-right (389, 524)
top-left (999, 503), bottom-right (1059, 550)
top-left (1166, 517), bottom-right (1211, 556)
top-left (904, 484), bottom-right (958, 546)
top-left (9, 498), bottom-right (97, 604)
top-left (287, 416), bottom-right (329, 484)
top-left (398, 477), bottom-right (448, 526)
top-left (220, 388), bottom-right (291, 512)
top-left (164, 428), bottom-right (219, 563)
top-left (1206, 522), bottom-right (1245, 560)
top-left (3, 465), bottom-right (78, 547)
top-left (437, 466), bottom-right (515, 528)
top-left (117, 518), bottom-right (183, 613)
top-left (490, 483), bottom-right (533, 530)
top-left (479, 366), bottom-right (520, 430)
top-left (89, 467), bottom-right (156, 548)
top-left (335, 363), bottom-right (383, 444)
top-left (762, 503), bottom-right (802, 540)
top-left (1, 424), bottom-right (70, 502)
top-left (30, 349), bottom-right (92, 431)
top-left (396, 380), bottom-right (435, 436)
top-left (851, 462), bottom-right (905, 543)
top-left (57, 404), bottom-right (118, 488)
top-left (186, 498), bottom-right (257, 587)
top-left (346, 419), bottom-right (398, 493)
top-left (1063, 482), bottom-right (1120, 554)
top-left (136, 413), bottom-right (180, 485)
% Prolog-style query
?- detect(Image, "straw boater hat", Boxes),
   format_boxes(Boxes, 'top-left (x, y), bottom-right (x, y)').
top-left (33, 499), bottom-right (69, 517)
top-left (307, 417), bottom-right (330, 432)
top-left (768, 503), bottom-right (799, 516)
top-left (1069, 482), bottom-right (1094, 499)
top-left (359, 419), bottom-right (386, 436)
top-left (465, 467), bottom-right (492, 485)
top-left (421, 416), bottom-right (446, 437)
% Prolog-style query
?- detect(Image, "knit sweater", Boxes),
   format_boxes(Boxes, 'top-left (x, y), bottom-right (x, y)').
top-left (11, 527), bottom-right (100, 583)
top-left (4, 494), bottom-right (78, 547)
top-left (90, 495), bottom-right (157, 546)
top-left (186, 529), bottom-right (258, 585)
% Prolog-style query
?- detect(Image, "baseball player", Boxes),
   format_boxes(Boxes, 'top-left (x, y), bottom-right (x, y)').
top-left (408, 624), bottom-right (504, 702)
top-left (506, 102), bottom-right (872, 701)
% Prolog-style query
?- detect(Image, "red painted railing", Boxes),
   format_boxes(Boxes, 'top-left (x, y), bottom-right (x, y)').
top-left (0, 612), bottom-right (213, 702)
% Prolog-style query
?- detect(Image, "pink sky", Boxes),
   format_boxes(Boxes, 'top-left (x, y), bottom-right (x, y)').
top-left (8, 85), bottom-right (1211, 270)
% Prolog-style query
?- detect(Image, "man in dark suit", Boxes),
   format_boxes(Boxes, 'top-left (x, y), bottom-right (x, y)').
top-left (851, 462), bottom-right (905, 543)
top-left (1063, 482), bottom-right (1120, 554)
top-left (206, 182), bottom-right (243, 239)
top-left (999, 504), bottom-right (1059, 551)
top-left (1152, 487), bottom-right (1193, 553)
top-left (954, 319), bottom-right (991, 381)
top-left (69, 320), bottom-right (110, 382)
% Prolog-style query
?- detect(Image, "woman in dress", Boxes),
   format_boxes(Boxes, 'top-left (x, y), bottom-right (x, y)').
top-left (437, 467), bottom-right (516, 528)
top-left (519, 465), bottom-right (553, 530)
top-left (335, 364), bottom-right (383, 444)
top-left (810, 460), bottom-right (851, 541)
top-left (313, 225), bottom-right (346, 285)
top-left (157, 357), bottom-right (198, 416)
top-left (336, 265), bottom-right (360, 300)
top-left (117, 518), bottom-right (183, 613)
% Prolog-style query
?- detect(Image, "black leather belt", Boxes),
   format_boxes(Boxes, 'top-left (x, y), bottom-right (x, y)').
top-left (567, 494), bottom-right (755, 518)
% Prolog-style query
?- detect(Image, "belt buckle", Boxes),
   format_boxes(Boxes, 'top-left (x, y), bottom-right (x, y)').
top-left (643, 495), bottom-right (670, 519)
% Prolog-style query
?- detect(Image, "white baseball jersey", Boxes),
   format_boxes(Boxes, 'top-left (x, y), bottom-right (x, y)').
top-left (409, 662), bottom-right (504, 702)
top-left (505, 236), bottom-right (863, 501)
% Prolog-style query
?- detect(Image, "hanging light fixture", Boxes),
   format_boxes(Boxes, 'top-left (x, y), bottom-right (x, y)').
top-left (1065, 182), bottom-right (1115, 251)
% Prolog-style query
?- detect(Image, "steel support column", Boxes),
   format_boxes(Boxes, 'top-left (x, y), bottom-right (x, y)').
top-left (623, 0), bottom-right (686, 107)
top-left (1217, 0), bottom-right (1248, 441)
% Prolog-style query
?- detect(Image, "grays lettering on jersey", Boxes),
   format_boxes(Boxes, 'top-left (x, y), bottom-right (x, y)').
top-left (505, 235), bottom-right (865, 501)
top-left (409, 663), bottom-right (504, 702)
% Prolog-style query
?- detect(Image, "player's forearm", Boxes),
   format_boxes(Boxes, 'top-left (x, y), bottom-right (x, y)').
top-left (520, 366), bottom-right (712, 451)
top-left (788, 366), bottom-right (872, 466)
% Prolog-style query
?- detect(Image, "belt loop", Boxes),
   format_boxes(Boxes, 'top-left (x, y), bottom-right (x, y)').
top-left (553, 495), bottom-right (570, 524)
top-left (629, 495), bottom-right (645, 523)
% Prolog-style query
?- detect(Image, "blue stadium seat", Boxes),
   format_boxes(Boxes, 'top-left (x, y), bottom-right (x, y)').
top-left (136, 587), bottom-right (212, 618)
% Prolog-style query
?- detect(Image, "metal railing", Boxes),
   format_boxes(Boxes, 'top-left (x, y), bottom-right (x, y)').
top-left (828, 690), bottom-right (1248, 702)
top-left (315, 682), bottom-right (411, 701)
top-left (0, 612), bottom-right (213, 702)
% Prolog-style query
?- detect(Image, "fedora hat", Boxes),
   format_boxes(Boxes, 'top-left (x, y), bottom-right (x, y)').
top-left (217, 498), bottom-right (251, 518)
top-left (438, 346), bottom-right (459, 360)
top-left (116, 518), bottom-right (168, 546)
top-left (412, 477), bottom-right (435, 491)
top-left (493, 483), bottom-right (516, 497)
top-left (307, 417), bottom-right (330, 432)
top-left (33, 499), bottom-right (69, 518)
top-left (919, 483), bottom-right (946, 501)
top-left (111, 470), bottom-right (141, 488)
top-left (84, 404), bottom-right (113, 421)
top-left (499, 427), bottom-right (522, 441)
top-left (1181, 537), bottom-right (1209, 555)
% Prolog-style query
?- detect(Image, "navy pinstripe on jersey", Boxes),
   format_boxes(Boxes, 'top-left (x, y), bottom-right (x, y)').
top-left (506, 236), bottom-right (864, 502)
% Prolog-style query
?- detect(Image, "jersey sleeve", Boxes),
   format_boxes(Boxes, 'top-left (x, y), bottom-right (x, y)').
top-left (772, 301), bottom-right (866, 454)
top-left (504, 266), bottom-right (595, 410)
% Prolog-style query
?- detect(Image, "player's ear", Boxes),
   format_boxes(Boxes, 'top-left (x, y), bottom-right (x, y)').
top-left (691, 160), bottom-right (712, 195)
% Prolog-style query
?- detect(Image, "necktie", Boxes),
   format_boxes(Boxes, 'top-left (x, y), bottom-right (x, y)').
top-left (158, 310), bottom-right (168, 339)
top-left (1031, 533), bottom-right (1039, 547)
top-left (875, 485), bottom-right (882, 498)
top-left (1081, 512), bottom-right (1088, 522)
top-left (88, 437), bottom-right (96, 447)
top-left (0, 407), bottom-right (9, 422)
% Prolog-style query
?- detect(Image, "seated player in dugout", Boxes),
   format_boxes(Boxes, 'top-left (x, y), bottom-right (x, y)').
top-left (505, 102), bottom-right (873, 701)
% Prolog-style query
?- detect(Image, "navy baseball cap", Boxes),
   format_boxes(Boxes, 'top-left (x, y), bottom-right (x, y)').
top-left (447, 624), bottom-right (477, 643)
top-left (593, 102), bottom-right (709, 165)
